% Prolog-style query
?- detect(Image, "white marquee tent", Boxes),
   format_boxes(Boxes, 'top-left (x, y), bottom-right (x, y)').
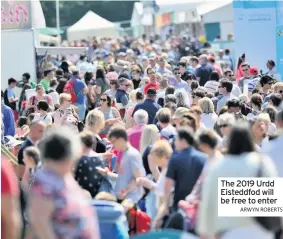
top-left (67, 11), bottom-right (119, 41)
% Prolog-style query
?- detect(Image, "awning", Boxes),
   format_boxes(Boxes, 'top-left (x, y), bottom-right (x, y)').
top-left (39, 27), bottom-right (64, 36)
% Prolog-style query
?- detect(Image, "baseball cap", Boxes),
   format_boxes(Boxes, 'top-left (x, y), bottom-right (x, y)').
top-left (250, 67), bottom-right (259, 75)
top-left (172, 107), bottom-right (190, 119)
top-left (147, 88), bottom-right (157, 96)
top-left (4, 136), bottom-right (23, 148)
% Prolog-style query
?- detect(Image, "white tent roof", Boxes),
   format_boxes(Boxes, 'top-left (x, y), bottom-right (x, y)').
top-left (155, 0), bottom-right (208, 14)
top-left (67, 11), bottom-right (118, 40)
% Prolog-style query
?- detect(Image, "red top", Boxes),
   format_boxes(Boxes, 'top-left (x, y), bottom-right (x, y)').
top-left (1, 157), bottom-right (19, 239)
top-left (144, 83), bottom-right (160, 95)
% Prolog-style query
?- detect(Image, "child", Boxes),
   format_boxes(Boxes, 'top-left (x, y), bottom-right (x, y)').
top-left (136, 140), bottom-right (173, 227)
top-left (23, 146), bottom-right (41, 187)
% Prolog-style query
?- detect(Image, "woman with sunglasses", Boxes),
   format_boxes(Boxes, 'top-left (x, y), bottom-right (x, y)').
top-left (97, 93), bottom-right (121, 138)
top-left (26, 84), bottom-right (54, 115)
top-left (105, 80), bottom-right (118, 99)
top-left (217, 112), bottom-right (236, 149)
top-left (53, 93), bottom-right (79, 132)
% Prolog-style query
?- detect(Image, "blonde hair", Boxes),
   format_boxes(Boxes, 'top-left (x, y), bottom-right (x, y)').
top-left (59, 93), bottom-right (71, 105)
top-left (150, 140), bottom-right (173, 159)
top-left (274, 82), bottom-right (283, 92)
top-left (129, 89), bottom-right (137, 104)
top-left (140, 125), bottom-right (159, 156)
top-left (198, 97), bottom-right (214, 114)
top-left (85, 109), bottom-right (105, 134)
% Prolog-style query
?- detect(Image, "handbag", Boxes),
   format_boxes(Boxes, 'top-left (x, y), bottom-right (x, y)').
top-left (255, 154), bottom-right (282, 232)
top-left (25, 96), bottom-right (35, 116)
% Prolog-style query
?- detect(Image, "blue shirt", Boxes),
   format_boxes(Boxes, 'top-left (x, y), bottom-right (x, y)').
top-left (7, 87), bottom-right (15, 99)
top-left (132, 99), bottom-right (161, 124)
top-left (194, 64), bottom-right (214, 86)
top-left (94, 49), bottom-right (108, 59)
top-left (175, 80), bottom-right (190, 92)
top-left (2, 103), bottom-right (15, 136)
top-left (71, 76), bottom-right (87, 105)
top-left (156, 67), bottom-right (172, 75)
top-left (166, 147), bottom-right (206, 209)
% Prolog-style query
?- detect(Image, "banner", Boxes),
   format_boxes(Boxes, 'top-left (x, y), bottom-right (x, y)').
top-left (276, 25), bottom-right (283, 81)
top-left (1, 0), bottom-right (31, 30)
top-left (233, 1), bottom-right (283, 81)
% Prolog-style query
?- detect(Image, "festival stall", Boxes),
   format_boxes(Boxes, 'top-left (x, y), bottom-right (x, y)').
top-left (67, 11), bottom-right (119, 41)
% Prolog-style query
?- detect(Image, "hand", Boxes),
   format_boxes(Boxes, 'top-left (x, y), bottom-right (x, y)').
top-left (96, 166), bottom-right (109, 176)
top-left (14, 98), bottom-right (19, 102)
top-left (136, 177), bottom-right (146, 187)
top-left (102, 151), bottom-right (114, 160)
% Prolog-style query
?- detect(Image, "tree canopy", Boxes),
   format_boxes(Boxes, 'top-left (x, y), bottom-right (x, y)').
top-left (40, 1), bottom-right (136, 28)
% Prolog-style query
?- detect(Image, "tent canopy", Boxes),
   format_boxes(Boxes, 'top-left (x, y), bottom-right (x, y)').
top-left (67, 11), bottom-right (118, 41)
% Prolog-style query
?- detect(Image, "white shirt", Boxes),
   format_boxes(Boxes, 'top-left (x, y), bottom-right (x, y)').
top-left (33, 113), bottom-right (53, 125)
top-left (204, 81), bottom-right (219, 94)
top-left (262, 134), bottom-right (283, 177)
top-left (232, 84), bottom-right (241, 97)
top-left (201, 113), bottom-right (218, 130)
top-left (154, 172), bottom-right (166, 197)
top-left (156, 89), bottom-right (166, 103)
top-left (105, 89), bottom-right (117, 99)
top-left (48, 91), bottom-right (60, 105)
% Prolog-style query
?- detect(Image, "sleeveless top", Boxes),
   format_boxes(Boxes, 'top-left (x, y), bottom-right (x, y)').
top-left (99, 107), bottom-right (115, 135)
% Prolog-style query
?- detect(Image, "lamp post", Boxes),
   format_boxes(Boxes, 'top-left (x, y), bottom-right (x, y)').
top-left (56, 0), bottom-right (60, 45)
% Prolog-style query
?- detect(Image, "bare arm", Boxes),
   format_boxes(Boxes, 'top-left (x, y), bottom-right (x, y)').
top-left (1, 195), bottom-right (22, 239)
top-left (123, 168), bottom-right (144, 195)
top-left (148, 153), bottom-right (160, 181)
top-left (28, 197), bottom-right (56, 239)
top-left (163, 177), bottom-right (174, 207)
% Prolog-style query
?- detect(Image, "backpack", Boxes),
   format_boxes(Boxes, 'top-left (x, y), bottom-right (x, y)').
top-left (128, 206), bottom-right (151, 235)
top-left (63, 80), bottom-right (77, 103)
top-left (3, 89), bottom-right (16, 110)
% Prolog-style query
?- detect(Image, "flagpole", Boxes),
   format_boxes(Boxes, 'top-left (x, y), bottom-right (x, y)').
top-left (56, 0), bottom-right (60, 45)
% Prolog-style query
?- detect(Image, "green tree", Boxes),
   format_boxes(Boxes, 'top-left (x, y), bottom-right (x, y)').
top-left (40, 1), bottom-right (136, 28)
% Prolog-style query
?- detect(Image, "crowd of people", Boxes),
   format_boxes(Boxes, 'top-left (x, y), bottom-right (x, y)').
top-left (1, 34), bottom-right (283, 239)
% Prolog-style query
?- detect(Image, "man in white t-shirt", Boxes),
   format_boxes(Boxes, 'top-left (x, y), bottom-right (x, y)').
top-left (156, 108), bottom-right (177, 142)
top-left (33, 100), bottom-right (53, 125)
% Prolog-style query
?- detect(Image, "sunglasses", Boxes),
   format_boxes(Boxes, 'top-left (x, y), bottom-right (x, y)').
top-left (110, 81), bottom-right (117, 85)
top-left (100, 98), bottom-right (107, 102)
top-left (219, 124), bottom-right (230, 128)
